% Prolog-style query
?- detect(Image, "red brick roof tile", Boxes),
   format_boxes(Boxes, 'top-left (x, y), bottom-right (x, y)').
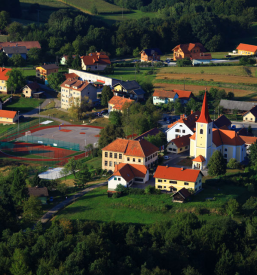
top-left (0, 67), bottom-right (11, 81)
top-left (170, 134), bottom-right (190, 148)
top-left (108, 96), bottom-right (134, 110)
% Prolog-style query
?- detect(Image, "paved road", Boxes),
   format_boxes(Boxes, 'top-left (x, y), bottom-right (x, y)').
top-left (231, 121), bottom-right (257, 129)
top-left (40, 182), bottom-right (107, 223)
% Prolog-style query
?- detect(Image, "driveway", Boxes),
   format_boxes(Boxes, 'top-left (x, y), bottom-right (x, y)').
top-left (231, 121), bottom-right (257, 129)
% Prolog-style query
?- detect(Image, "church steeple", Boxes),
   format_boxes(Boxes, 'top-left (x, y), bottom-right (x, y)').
top-left (197, 91), bottom-right (212, 124)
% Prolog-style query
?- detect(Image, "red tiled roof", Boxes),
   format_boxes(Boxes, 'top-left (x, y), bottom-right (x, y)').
top-left (154, 166), bottom-right (202, 182)
top-left (190, 133), bottom-right (196, 140)
top-left (108, 96), bottom-right (134, 110)
top-left (113, 163), bottom-right (148, 182)
top-left (238, 135), bottom-right (257, 145)
top-left (0, 110), bottom-right (17, 119)
top-left (102, 138), bottom-right (159, 157)
top-left (64, 73), bottom-right (79, 80)
top-left (60, 79), bottom-right (90, 92)
top-left (0, 67), bottom-right (11, 81)
top-left (236, 43), bottom-right (257, 53)
top-left (212, 128), bottom-right (245, 146)
top-left (168, 111), bottom-right (200, 131)
top-left (172, 43), bottom-right (206, 54)
top-left (82, 53), bottom-right (111, 66)
top-left (173, 89), bottom-right (192, 99)
top-left (197, 92), bottom-right (212, 124)
top-left (0, 41), bottom-right (41, 50)
top-left (193, 155), bottom-right (205, 162)
top-left (153, 90), bottom-right (177, 98)
top-left (170, 134), bottom-right (191, 148)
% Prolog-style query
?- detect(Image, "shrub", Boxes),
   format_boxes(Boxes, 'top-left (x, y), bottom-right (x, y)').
top-left (112, 192), bottom-right (120, 199)
top-left (225, 199), bottom-right (240, 217)
top-left (115, 184), bottom-right (128, 194)
top-left (145, 185), bottom-right (155, 194)
top-left (227, 158), bottom-right (239, 169)
top-left (128, 188), bottom-right (145, 195)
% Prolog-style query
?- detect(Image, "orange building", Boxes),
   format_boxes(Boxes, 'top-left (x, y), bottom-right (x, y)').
top-left (140, 48), bottom-right (162, 62)
top-left (36, 64), bottom-right (59, 84)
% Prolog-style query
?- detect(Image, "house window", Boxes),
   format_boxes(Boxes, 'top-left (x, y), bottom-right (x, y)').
top-left (251, 118), bottom-right (253, 121)
top-left (169, 181), bottom-right (177, 184)
top-left (110, 153), bottom-right (113, 158)
top-left (209, 129), bottom-right (210, 134)
top-left (105, 152), bottom-right (108, 157)
top-left (127, 157), bottom-right (130, 161)
top-left (224, 154), bottom-right (227, 158)
top-left (105, 161), bottom-right (108, 166)
top-left (175, 129), bottom-right (180, 133)
top-left (118, 178), bottom-right (121, 181)
top-left (119, 154), bottom-right (122, 159)
top-left (224, 148), bottom-right (227, 152)
top-left (185, 146), bottom-right (188, 149)
top-left (164, 186), bottom-right (166, 188)
top-left (109, 161), bottom-right (112, 166)
top-left (138, 159), bottom-right (141, 163)
top-left (114, 177), bottom-right (117, 180)
top-left (164, 180), bottom-right (166, 182)
top-left (182, 130), bottom-right (185, 133)
top-left (114, 153), bottom-right (117, 158)
top-left (158, 179), bottom-right (162, 182)
top-left (157, 185), bottom-right (162, 189)
top-left (133, 158), bottom-right (135, 162)
top-left (184, 182), bottom-right (189, 185)
top-left (200, 129), bottom-right (203, 134)
top-left (180, 148), bottom-right (182, 151)
top-left (114, 162), bottom-right (117, 166)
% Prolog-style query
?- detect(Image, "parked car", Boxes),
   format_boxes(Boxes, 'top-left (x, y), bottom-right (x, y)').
top-left (164, 156), bottom-right (169, 160)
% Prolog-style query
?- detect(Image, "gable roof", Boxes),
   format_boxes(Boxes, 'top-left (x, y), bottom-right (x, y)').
top-left (167, 111), bottom-right (200, 131)
top-left (236, 43), bottom-right (257, 53)
top-left (172, 43), bottom-right (206, 54)
top-left (108, 96), bottom-right (134, 110)
top-left (102, 138), bottom-right (159, 157)
top-left (0, 67), bottom-right (11, 81)
top-left (0, 110), bottom-right (17, 119)
top-left (60, 79), bottom-right (91, 92)
top-left (3, 46), bottom-right (27, 54)
top-left (214, 115), bottom-right (232, 128)
top-left (141, 48), bottom-right (162, 56)
top-left (0, 41), bottom-right (41, 50)
top-left (237, 127), bottom-right (253, 136)
top-left (65, 73), bottom-right (79, 80)
top-left (134, 128), bottom-right (162, 141)
top-left (154, 166), bottom-right (202, 182)
top-left (170, 134), bottom-right (191, 148)
top-left (25, 82), bottom-right (40, 90)
top-left (174, 188), bottom-right (191, 199)
top-left (193, 155), bottom-right (205, 162)
top-left (28, 187), bottom-right (49, 197)
top-left (219, 99), bottom-right (256, 111)
top-left (112, 163), bottom-right (148, 182)
top-left (243, 105), bottom-right (257, 117)
top-left (153, 90), bottom-right (177, 99)
top-left (197, 91), bottom-right (212, 123)
top-left (82, 53), bottom-right (111, 66)
top-left (174, 89), bottom-right (192, 100)
top-left (39, 64), bottom-right (59, 70)
top-left (238, 135), bottom-right (257, 145)
top-left (131, 88), bottom-right (145, 96)
top-left (212, 129), bottom-right (245, 147)
top-left (113, 80), bottom-right (141, 91)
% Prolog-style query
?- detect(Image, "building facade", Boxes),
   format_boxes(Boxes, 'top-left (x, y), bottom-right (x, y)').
top-left (0, 67), bottom-right (11, 93)
top-left (108, 96), bottom-right (134, 113)
top-left (152, 90), bottom-right (178, 105)
top-left (243, 106), bottom-right (257, 122)
top-left (36, 64), bottom-right (59, 84)
top-left (81, 52), bottom-right (111, 71)
top-left (236, 43), bottom-right (257, 55)
top-left (0, 110), bottom-right (18, 124)
top-left (140, 48), bottom-right (162, 62)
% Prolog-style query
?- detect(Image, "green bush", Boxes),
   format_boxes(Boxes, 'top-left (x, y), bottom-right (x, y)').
top-left (227, 158), bottom-right (240, 169)
top-left (128, 188), bottom-right (145, 195)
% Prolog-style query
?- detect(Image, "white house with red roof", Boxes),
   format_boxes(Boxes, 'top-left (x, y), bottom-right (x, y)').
top-left (152, 90), bottom-right (178, 105)
top-left (81, 52), bottom-right (111, 71)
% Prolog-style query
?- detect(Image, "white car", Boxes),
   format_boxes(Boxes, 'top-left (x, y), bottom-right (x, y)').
top-left (164, 156), bottom-right (169, 160)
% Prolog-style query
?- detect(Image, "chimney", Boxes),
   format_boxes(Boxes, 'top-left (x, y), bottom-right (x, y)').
top-left (166, 165), bottom-right (168, 168)
top-left (181, 167), bottom-right (184, 171)
top-left (191, 110), bottom-right (193, 114)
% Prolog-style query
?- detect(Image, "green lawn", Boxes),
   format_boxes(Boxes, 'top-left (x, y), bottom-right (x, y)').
top-left (4, 97), bottom-right (44, 113)
top-left (56, 182), bottom-right (255, 224)
top-left (0, 124), bottom-right (16, 134)
top-left (85, 157), bottom-right (102, 170)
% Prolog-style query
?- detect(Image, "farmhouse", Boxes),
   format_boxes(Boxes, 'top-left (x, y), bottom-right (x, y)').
top-left (219, 99), bottom-right (256, 112)
top-left (36, 64), bottom-right (59, 85)
top-left (243, 106), bottom-right (257, 122)
top-left (3, 46), bottom-right (27, 59)
top-left (152, 90), bottom-right (178, 105)
top-left (113, 81), bottom-right (145, 101)
top-left (140, 48), bottom-right (162, 62)
top-left (0, 67), bottom-right (11, 93)
top-left (108, 163), bottom-right (149, 191)
top-left (0, 110), bottom-right (18, 124)
top-left (154, 166), bottom-right (203, 192)
top-left (166, 111), bottom-right (200, 142)
top-left (236, 43), bottom-right (257, 55)
top-left (108, 96), bottom-right (134, 113)
top-left (213, 115), bottom-right (232, 129)
top-left (22, 82), bottom-right (40, 98)
top-left (167, 134), bottom-right (191, 154)
top-left (81, 52), bottom-right (111, 71)
top-left (102, 138), bottom-right (159, 171)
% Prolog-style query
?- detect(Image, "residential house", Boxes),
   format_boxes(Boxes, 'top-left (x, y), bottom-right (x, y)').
top-left (167, 134), bottom-right (191, 154)
top-left (60, 55), bottom-right (76, 65)
top-left (174, 90), bottom-right (193, 104)
top-left (239, 135), bottom-right (257, 153)
top-left (0, 110), bottom-right (18, 124)
top-left (237, 127), bottom-right (253, 137)
top-left (81, 52), bottom-right (111, 71)
top-left (108, 96), bottom-right (134, 113)
top-left (154, 166), bottom-right (203, 192)
top-left (243, 105), bottom-right (257, 122)
top-left (36, 64), bottom-right (59, 85)
top-left (236, 43), bottom-right (257, 55)
top-left (140, 48), bottom-right (162, 62)
top-left (152, 90), bottom-right (178, 105)
top-left (113, 80), bottom-right (145, 101)
top-left (0, 41), bottom-right (41, 51)
top-left (108, 163), bottom-right (149, 191)
top-left (134, 128), bottom-right (163, 141)
top-left (28, 187), bottom-right (49, 204)
top-left (213, 115), bottom-right (232, 129)
top-left (3, 46), bottom-right (27, 59)
top-left (102, 138), bottom-right (159, 171)
top-left (60, 78), bottom-right (97, 110)
top-left (0, 67), bottom-right (11, 93)
top-left (172, 43), bottom-right (212, 64)
top-left (22, 82), bottom-right (40, 98)
top-left (172, 188), bottom-right (191, 203)
top-left (166, 111), bottom-right (200, 142)
top-left (190, 92), bottom-right (246, 169)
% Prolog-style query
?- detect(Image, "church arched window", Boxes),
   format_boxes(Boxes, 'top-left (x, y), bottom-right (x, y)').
top-left (200, 129), bottom-right (203, 134)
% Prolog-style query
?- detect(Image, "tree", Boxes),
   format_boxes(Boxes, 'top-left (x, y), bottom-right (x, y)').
top-left (72, 55), bottom-right (81, 70)
top-left (248, 125), bottom-right (252, 135)
top-left (66, 54), bottom-right (73, 67)
top-left (27, 47), bottom-right (41, 65)
top-left (85, 143), bottom-right (94, 156)
top-left (30, 172), bottom-right (41, 187)
top-left (10, 249), bottom-right (31, 275)
top-left (74, 167), bottom-right (91, 188)
top-left (23, 196), bottom-right (42, 221)
top-left (109, 111), bottom-right (122, 127)
top-left (0, 11), bottom-right (10, 30)
top-left (9, 54), bottom-right (26, 67)
top-left (182, 266), bottom-right (202, 275)
top-left (207, 151), bottom-right (226, 176)
top-left (0, 52), bottom-right (9, 67)
top-left (7, 22), bottom-right (23, 41)
top-left (133, 47), bottom-right (140, 58)
top-left (10, 168), bottom-right (28, 206)
top-left (225, 199), bottom-right (240, 218)
top-left (227, 158), bottom-right (239, 169)
top-left (91, 4), bottom-right (98, 15)
top-left (6, 69), bottom-right (25, 94)
top-left (176, 57), bottom-right (192, 67)
top-left (249, 141), bottom-right (257, 166)
top-left (56, 182), bottom-right (68, 196)
top-left (61, 157), bottom-right (80, 178)
top-left (98, 125), bottom-right (125, 149)
top-left (174, 98), bottom-right (184, 114)
top-left (47, 72), bottom-right (65, 91)
top-left (227, 92), bottom-right (234, 99)
top-left (145, 132), bottom-right (166, 148)
top-left (68, 96), bottom-right (92, 120)
top-left (101, 86), bottom-right (113, 107)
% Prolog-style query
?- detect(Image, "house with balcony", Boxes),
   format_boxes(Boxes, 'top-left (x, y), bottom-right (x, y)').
top-left (113, 80), bottom-right (145, 101)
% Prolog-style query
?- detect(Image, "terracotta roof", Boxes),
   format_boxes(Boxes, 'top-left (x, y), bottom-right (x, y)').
top-left (102, 138), bottom-right (159, 157)
top-left (64, 73), bottom-right (79, 79)
top-left (112, 163), bottom-right (148, 182)
top-left (243, 105), bottom-right (257, 117)
top-left (0, 67), bottom-right (11, 81)
top-left (0, 110), bottom-right (17, 119)
top-left (174, 89), bottom-right (192, 99)
top-left (172, 43), bottom-right (206, 54)
top-left (82, 53), bottom-right (111, 66)
top-left (134, 128), bottom-right (161, 141)
top-left (60, 79), bottom-right (90, 92)
top-left (153, 90), bottom-right (177, 98)
top-left (28, 187), bottom-right (49, 197)
top-left (108, 96), bottom-right (134, 110)
top-left (197, 91), bottom-right (212, 124)
top-left (0, 41), bottom-right (41, 50)
top-left (214, 115), bottom-right (232, 128)
top-left (25, 82), bottom-right (40, 90)
top-left (190, 133), bottom-right (196, 140)
top-left (236, 43), bottom-right (257, 53)
top-left (239, 135), bottom-right (257, 145)
top-left (168, 111), bottom-right (200, 131)
top-left (212, 128), bottom-right (245, 147)
top-left (170, 134), bottom-right (190, 148)
top-left (154, 166), bottom-right (202, 182)
top-left (193, 155), bottom-right (205, 162)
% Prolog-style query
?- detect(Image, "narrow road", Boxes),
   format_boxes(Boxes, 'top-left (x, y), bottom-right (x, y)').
top-left (23, 114), bottom-right (72, 125)
top-left (40, 182), bottom-right (107, 223)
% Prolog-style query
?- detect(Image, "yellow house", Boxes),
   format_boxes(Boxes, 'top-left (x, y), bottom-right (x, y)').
top-left (0, 67), bottom-right (11, 93)
top-left (236, 43), bottom-right (257, 55)
top-left (102, 138), bottom-right (159, 171)
top-left (243, 106), bottom-right (257, 122)
top-left (167, 134), bottom-right (190, 153)
top-left (154, 166), bottom-right (203, 192)
top-left (0, 110), bottom-right (18, 124)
